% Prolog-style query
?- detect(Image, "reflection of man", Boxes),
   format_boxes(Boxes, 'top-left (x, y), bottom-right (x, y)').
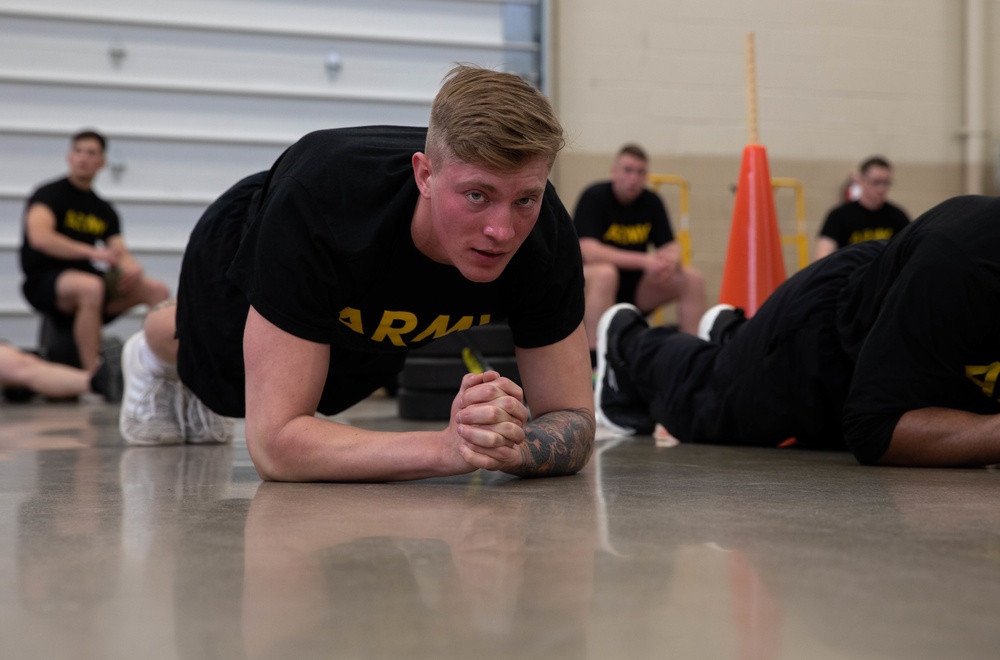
top-left (815, 155), bottom-right (909, 260)
top-left (573, 144), bottom-right (705, 362)
top-left (20, 130), bottom-right (169, 371)
top-left (239, 479), bottom-right (597, 659)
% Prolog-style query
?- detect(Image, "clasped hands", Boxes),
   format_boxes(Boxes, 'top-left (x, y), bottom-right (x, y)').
top-left (449, 370), bottom-right (529, 472)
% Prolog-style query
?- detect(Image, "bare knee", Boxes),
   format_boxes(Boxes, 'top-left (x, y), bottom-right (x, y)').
top-left (681, 266), bottom-right (705, 296)
top-left (143, 278), bottom-right (171, 306)
top-left (56, 271), bottom-right (105, 314)
top-left (584, 262), bottom-right (620, 296)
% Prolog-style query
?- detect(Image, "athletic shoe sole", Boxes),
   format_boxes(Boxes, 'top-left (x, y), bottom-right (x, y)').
top-left (594, 303), bottom-right (643, 436)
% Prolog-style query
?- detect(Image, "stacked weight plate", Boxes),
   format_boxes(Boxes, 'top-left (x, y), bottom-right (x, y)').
top-left (397, 322), bottom-right (521, 421)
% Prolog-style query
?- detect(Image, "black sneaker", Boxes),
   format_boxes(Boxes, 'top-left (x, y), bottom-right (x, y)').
top-left (91, 336), bottom-right (124, 403)
top-left (594, 303), bottom-right (655, 436)
top-left (697, 304), bottom-right (747, 346)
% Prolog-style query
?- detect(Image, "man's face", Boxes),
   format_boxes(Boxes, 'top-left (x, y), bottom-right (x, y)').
top-left (67, 138), bottom-right (106, 183)
top-left (610, 153), bottom-right (648, 205)
top-left (413, 153), bottom-right (550, 283)
top-left (859, 165), bottom-right (893, 209)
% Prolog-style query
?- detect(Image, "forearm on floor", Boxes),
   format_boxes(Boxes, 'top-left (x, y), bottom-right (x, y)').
top-left (250, 415), bottom-right (458, 483)
top-left (880, 407), bottom-right (1000, 468)
top-left (504, 407), bottom-right (595, 478)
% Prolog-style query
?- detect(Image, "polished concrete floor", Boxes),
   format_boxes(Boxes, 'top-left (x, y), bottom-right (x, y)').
top-left (1, 396), bottom-right (1000, 660)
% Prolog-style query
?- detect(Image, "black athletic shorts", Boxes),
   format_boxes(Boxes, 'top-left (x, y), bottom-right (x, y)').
top-left (175, 173), bottom-right (406, 418)
top-left (616, 270), bottom-right (642, 308)
top-left (22, 265), bottom-right (118, 323)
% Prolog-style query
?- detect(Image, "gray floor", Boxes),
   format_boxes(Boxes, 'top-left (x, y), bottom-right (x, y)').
top-left (1, 396), bottom-right (999, 660)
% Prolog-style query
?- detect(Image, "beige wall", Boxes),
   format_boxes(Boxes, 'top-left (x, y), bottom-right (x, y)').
top-left (549, 0), bottom-right (998, 303)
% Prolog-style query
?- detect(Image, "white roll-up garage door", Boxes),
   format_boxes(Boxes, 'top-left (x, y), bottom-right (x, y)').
top-left (0, 0), bottom-right (548, 347)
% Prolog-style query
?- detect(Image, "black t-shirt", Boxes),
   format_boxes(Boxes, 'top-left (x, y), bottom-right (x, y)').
top-left (837, 195), bottom-right (1000, 463)
top-left (227, 125), bottom-right (584, 355)
top-left (572, 182), bottom-right (674, 262)
top-left (819, 200), bottom-right (909, 249)
top-left (19, 177), bottom-right (121, 278)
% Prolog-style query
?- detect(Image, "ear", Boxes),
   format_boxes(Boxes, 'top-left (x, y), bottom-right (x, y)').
top-left (412, 152), bottom-right (433, 199)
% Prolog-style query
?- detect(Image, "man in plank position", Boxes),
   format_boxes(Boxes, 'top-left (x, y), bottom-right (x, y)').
top-left (120, 65), bottom-right (595, 482)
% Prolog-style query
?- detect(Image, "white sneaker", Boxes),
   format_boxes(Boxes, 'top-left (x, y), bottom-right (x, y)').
top-left (119, 332), bottom-right (184, 446)
top-left (697, 304), bottom-right (736, 342)
top-left (179, 386), bottom-right (234, 445)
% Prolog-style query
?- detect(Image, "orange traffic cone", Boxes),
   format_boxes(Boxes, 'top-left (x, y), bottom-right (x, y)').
top-left (718, 143), bottom-right (786, 316)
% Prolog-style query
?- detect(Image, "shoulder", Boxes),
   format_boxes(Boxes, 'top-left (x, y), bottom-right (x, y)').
top-left (252, 128), bottom-right (422, 258)
top-left (88, 186), bottom-right (115, 209)
top-left (576, 181), bottom-right (612, 204)
top-left (638, 188), bottom-right (667, 211)
top-left (521, 182), bottom-right (577, 253)
top-left (572, 182), bottom-right (615, 223)
top-left (881, 200), bottom-right (910, 220)
top-left (268, 126), bottom-right (424, 202)
top-left (29, 177), bottom-right (71, 200)
top-left (825, 201), bottom-right (856, 218)
top-left (284, 126), bottom-right (426, 167)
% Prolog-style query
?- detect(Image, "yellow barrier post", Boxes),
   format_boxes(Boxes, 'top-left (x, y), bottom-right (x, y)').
top-left (647, 174), bottom-right (691, 326)
top-left (770, 177), bottom-right (809, 271)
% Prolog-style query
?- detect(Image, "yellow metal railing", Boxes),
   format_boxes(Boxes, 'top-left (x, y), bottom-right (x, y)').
top-left (771, 176), bottom-right (809, 271)
top-left (647, 174), bottom-right (692, 267)
top-left (647, 174), bottom-right (808, 272)
top-left (647, 174), bottom-right (691, 326)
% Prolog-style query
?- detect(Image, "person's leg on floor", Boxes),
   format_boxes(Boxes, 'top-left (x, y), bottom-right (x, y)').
top-left (0, 343), bottom-right (90, 398)
top-left (626, 324), bottom-right (723, 441)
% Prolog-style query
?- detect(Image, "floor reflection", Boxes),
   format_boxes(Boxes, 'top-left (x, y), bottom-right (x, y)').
top-left (239, 472), bottom-right (598, 660)
top-left (3, 400), bottom-right (1000, 659)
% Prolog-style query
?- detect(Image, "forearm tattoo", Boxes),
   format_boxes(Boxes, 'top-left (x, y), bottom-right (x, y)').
top-left (507, 407), bottom-right (595, 478)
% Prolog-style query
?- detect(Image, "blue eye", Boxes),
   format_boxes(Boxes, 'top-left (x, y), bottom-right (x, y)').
top-left (467, 191), bottom-right (485, 202)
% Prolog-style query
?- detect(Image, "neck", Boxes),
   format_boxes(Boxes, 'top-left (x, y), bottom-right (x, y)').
top-left (612, 188), bottom-right (636, 206)
top-left (858, 197), bottom-right (883, 211)
top-left (67, 174), bottom-right (93, 191)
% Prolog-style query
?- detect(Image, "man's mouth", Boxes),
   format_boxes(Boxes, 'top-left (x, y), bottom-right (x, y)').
top-left (472, 248), bottom-right (505, 259)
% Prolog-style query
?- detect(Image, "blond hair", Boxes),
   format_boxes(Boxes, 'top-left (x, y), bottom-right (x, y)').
top-left (426, 65), bottom-right (565, 172)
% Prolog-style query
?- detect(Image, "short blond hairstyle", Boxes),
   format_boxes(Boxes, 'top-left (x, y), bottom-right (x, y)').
top-left (426, 65), bottom-right (565, 172)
